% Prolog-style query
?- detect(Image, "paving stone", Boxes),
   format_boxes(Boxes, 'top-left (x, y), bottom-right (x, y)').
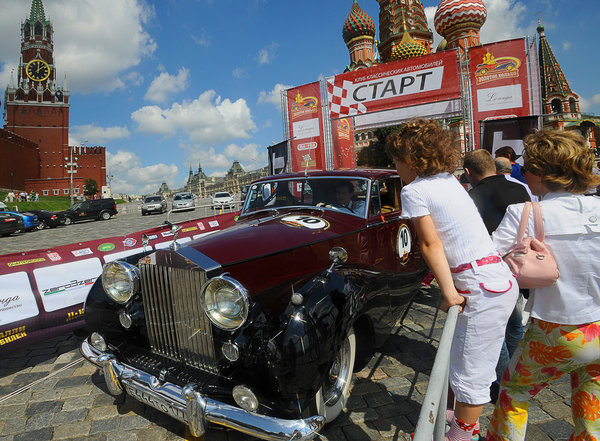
top-left (540, 400), bottom-right (573, 420)
top-left (13, 427), bottom-right (53, 441)
top-left (349, 407), bottom-right (380, 424)
top-left (88, 405), bottom-right (120, 420)
top-left (0, 418), bottom-right (26, 435)
top-left (52, 421), bottom-right (92, 439)
top-left (59, 384), bottom-right (93, 399)
top-left (29, 388), bottom-right (62, 402)
top-left (134, 427), bottom-right (173, 441)
top-left (11, 372), bottom-right (48, 385)
top-left (342, 423), bottom-right (384, 441)
top-left (52, 408), bottom-right (88, 425)
top-left (363, 391), bottom-right (394, 408)
top-left (539, 419), bottom-right (574, 440)
top-left (90, 417), bottom-right (120, 435)
top-left (55, 375), bottom-right (89, 389)
top-left (25, 400), bottom-right (63, 416)
top-left (61, 395), bottom-right (95, 411)
top-left (24, 412), bottom-right (54, 431)
top-left (118, 414), bottom-right (151, 431)
top-left (373, 416), bottom-right (413, 438)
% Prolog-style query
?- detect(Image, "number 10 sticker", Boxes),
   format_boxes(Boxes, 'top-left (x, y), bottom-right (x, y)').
top-left (398, 224), bottom-right (412, 265)
top-left (281, 215), bottom-right (330, 231)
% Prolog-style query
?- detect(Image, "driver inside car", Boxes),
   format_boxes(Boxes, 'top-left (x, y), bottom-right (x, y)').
top-left (334, 181), bottom-right (365, 214)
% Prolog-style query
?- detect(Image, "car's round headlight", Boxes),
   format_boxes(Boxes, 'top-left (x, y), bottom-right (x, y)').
top-left (102, 261), bottom-right (140, 304)
top-left (202, 276), bottom-right (249, 330)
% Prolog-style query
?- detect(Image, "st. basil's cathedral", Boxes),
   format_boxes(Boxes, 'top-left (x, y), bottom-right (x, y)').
top-left (342, 0), bottom-right (598, 150)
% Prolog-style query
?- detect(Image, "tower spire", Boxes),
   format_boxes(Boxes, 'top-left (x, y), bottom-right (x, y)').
top-left (28, 0), bottom-right (48, 25)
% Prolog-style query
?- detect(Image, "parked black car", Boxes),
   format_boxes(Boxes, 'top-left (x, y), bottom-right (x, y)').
top-left (59, 198), bottom-right (118, 225)
top-left (0, 212), bottom-right (25, 236)
top-left (28, 210), bottom-right (66, 229)
top-left (80, 170), bottom-right (428, 440)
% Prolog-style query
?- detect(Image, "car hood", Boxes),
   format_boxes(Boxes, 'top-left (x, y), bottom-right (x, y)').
top-left (184, 210), bottom-right (363, 267)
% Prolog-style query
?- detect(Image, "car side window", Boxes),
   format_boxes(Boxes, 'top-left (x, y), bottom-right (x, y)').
top-left (369, 178), bottom-right (402, 216)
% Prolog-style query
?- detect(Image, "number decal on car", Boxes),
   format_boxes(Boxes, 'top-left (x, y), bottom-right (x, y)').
top-left (281, 215), bottom-right (330, 231)
top-left (397, 224), bottom-right (412, 265)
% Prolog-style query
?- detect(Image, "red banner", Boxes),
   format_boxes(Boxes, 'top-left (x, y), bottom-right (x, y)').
top-left (326, 50), bottom-right (461, 120)
top-left (469, 38), bottom-right (532, 149)
top-left (0, 212), bottom-right (238, 354)
top-left (332, 117), bottom-right (356, 170)
top-left (286, 82), bottom-right (327, 172)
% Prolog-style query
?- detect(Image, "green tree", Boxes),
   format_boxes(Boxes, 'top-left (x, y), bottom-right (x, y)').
top-left (83, 178), bottom-right (99, 197)
top-left (356, 124), bottom-right (402, 169)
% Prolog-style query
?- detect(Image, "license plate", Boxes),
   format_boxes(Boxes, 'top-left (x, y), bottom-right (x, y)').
top-left (124, 384), bottom-right (187, 423)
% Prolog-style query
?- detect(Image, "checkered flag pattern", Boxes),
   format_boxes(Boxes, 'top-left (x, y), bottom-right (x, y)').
top-left (327, 78), bottom-right (367, 119)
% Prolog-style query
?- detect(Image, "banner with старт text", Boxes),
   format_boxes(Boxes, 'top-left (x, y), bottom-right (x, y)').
top-left (326, 50), bottom-right (462, 120)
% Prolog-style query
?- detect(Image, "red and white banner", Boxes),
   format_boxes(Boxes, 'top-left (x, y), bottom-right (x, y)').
top-left (0, 212), bottom-right (238, 354)
top-left (286, 82), bottom-right (327, 172)
top-left (332, 117), bottom-right (356, 170)
top-left (469, 38), bottom-right (533, 149)
top-left (326, 50), bottom-right (461, 120)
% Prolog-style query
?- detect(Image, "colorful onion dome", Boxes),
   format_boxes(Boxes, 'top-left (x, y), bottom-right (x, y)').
top-left (434, 0), bottom-right (487, 39)
top-left (343, 0), bottom-right (376, 44)
top-left (390, 30), bottom-right (428, 61)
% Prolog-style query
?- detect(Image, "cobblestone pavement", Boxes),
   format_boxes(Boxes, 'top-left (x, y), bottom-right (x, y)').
top-left (0, 286), bottom-right (575, 441)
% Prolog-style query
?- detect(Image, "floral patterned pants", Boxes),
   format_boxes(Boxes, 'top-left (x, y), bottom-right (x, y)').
top-left (486, 318), bottom-right (600, 441)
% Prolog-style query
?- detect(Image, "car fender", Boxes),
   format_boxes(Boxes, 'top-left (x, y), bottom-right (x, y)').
top-left (264, 268), bottom-right (365, 411)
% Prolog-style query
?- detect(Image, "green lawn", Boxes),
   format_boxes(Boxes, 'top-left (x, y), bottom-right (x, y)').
top-left (1, 193), bottom-right (125, 212)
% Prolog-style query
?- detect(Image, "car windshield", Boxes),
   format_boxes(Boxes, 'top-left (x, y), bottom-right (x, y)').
top-left (214, 192), bottom-right (231, 198)
top-left (144, 196), bottom-right (162, 203)
top-left (241, 177), bottom-right (370, 217)
top-left (174, 194), bottom-right (192, 201)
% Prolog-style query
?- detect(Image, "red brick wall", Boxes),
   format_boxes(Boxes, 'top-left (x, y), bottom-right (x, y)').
top-left (0, 129), bottom-right (39, 191)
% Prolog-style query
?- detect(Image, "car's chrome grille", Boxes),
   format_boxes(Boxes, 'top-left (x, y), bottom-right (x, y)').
top-left (139, 264), bottom-right (217, 373)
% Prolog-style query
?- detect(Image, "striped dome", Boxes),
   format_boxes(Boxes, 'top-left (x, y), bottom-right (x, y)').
top-left (434, 0), bottom-right (487, 39)
top-left (390, 31), bottom-right (428, 61)
top-left (343, 0), bottom-right (376, 43)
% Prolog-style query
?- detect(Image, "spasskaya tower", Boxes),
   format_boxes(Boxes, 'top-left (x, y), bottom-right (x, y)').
top-left (4, 0), bottom-right (70, 180)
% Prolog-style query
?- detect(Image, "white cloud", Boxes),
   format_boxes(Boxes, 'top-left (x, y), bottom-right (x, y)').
top-left (256, 42), bottom-right (279, 66)
top-left (578, 93), bottom-right (600, 113)
top-left (70, 124), bottom-right (131, 145)
top-left (0, 0), bottom-right (156, 95)
top-left (562, 41), bottom-right (571, 51)
top-left (144, 67), bottom-right (190, 103)
top-left (192, 30), bottom-right (211, 48)
top-left (232, 67), bottom-right (247, 79)
top-left (184, 143), bottom-right (267, 177)
top-left (131, 90), bottom-right (257, 145)
top-left (479, 0), bottom-right (528, 44)
top-left (258, 83), bottom-right (292, 108)
top-left (107, 150), bottom-right (179, 195)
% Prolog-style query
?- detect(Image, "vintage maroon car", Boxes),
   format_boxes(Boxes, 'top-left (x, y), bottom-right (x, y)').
top-left (80, 169), bottom-right (428, 440)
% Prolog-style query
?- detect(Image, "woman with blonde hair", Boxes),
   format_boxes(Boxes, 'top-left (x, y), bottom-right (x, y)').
top-left (386, 119), bottom-right (519, 441)
top-left (486, 129), bottom-right (600, 441)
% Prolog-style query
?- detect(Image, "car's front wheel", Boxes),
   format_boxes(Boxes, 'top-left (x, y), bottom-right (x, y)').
top-left (100, 211), bottom-right (111, 220)
top-left (313, 327), bottom-right (356, 422)
top-left (36, 221), bottom-right (47, 230)
top-left (63, 217), bottom-right (73, 226)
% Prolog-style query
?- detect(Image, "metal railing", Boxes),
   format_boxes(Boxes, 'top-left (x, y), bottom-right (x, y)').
top-left (413, 305), bottom-right (460, 441)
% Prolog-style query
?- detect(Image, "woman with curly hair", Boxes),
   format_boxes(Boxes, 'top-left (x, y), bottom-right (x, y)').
top-left (486, 129), bottom-right (600, 441)
top-left (386, 119), bottom-right (519, 440)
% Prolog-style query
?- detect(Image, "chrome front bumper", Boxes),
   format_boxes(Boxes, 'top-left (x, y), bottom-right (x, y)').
top-left (81, 339), bottom-right (324, 440)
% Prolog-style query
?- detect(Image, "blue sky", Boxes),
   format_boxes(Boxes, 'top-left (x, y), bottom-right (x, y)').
top-left (1, 0), bottom-right (598, 195)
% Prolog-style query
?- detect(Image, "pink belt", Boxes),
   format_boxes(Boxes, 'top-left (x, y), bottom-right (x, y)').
top-left (450, 255), bottom-right (502, 274)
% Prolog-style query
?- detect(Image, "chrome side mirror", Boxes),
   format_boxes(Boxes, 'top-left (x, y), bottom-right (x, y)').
top-left (326, 247), bottom-right (348, 276)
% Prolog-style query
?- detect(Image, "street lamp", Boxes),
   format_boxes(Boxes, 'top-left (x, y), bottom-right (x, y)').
top-left (65, 140), bottom-right (86, 205)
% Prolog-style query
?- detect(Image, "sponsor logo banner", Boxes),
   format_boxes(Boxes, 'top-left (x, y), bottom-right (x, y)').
top-left (286, 82), bottom-right (327, 172)
top-left (0, 272), bottom-right (40, 325)
top-left (469, 38), bottom-right (532, 149)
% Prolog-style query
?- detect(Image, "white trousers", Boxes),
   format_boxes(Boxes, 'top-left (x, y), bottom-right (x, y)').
top-left (449, 259), bottom-right (519, 404)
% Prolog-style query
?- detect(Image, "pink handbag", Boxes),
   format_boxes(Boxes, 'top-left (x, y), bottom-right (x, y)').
top-left (503, 201), bottom-right (560, 289)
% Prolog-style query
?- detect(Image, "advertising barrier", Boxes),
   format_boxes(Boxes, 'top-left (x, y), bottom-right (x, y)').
top-left (0, 212), bottom-right (237, 354)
